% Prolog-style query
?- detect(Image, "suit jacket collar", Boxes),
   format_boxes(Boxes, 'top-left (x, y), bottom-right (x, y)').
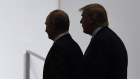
top-left (84, 26), bottom-right (109, 57)
top-left (54, 31), bottom-right (69, 43)
top-left (53, 33), bottom-right (71, 46)
top-left (92, 26), bottom-right (109, 39)
top-left (91, 26), bottom-right (104, 40)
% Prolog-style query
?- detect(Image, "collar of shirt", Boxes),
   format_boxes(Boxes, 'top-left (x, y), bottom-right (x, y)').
top-left (53, 31), bottom-right (69, 42)
top-left (91, 26), bottom-right (103, 39)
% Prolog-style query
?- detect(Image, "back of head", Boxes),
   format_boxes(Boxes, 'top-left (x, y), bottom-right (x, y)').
top-left (48, 10), bottom-right (70, 31)
top-left (80, 3), bottom-right (109, 27)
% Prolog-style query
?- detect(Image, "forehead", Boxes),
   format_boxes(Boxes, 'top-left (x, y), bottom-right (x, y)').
top-left (81, 11), bottom-right (88, 17)
top-left (45, 15), bottom-right (50, 24)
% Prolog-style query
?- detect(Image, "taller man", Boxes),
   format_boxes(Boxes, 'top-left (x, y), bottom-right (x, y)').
top-left (80, 3), bottom-right (128, 79)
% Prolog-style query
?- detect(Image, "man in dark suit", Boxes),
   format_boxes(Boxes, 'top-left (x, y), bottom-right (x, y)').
top-left (79, 3), bottom-right (128, 79)
top-left (43, 10), bottom-right (84, 79)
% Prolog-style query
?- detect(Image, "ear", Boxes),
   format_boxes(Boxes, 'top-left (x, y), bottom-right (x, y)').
top-left (90, 16), bottom-right (96, 25)
top-left (51, 20), bottom-right (56, 26)
top-left (87, 18), bottom-right (94, 25)
top-left (51, 19), bottom-right (55, 25)
top-left (51, 20), bottom-right (56, 28)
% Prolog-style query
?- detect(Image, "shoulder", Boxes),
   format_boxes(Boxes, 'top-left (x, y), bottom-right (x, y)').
top-left (54, 34), bottom-right (82, 53)
top-left (55, 34), bottom-right (78, 47)
top-left (94, 27), bottom-right (120, 41)
top-left (91, 27), bottom-right (123, 47)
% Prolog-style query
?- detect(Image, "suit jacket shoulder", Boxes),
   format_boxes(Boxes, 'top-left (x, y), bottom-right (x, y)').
top-left (43, 34), bottom-right (84, 79)
top-left (84, 27), bottom-right (128, 79)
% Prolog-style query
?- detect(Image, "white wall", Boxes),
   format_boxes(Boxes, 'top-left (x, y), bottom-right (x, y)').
top-left (0, 0), bottom-right (59, 79)
top-left (60, 0), bottom-right (140, 79)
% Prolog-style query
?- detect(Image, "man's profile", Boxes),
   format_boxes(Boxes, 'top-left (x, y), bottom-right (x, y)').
top-left (80, 3), bottom-right (128, 79)
top-left (43, 9), bottom-right (84, 79)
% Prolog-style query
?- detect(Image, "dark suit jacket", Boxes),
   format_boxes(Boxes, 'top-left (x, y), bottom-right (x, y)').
top-left (84, 27), bottom-right (128, 79)
top-left (43, 34), bottom-right (84, 79)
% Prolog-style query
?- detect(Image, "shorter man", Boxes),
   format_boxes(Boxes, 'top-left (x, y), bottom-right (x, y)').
top-left (43, 10), bottom-right (84, 79)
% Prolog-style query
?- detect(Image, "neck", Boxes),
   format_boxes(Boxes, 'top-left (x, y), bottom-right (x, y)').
top-left (88, 25), bottom-right (98, 36)
top-left (52, 30), bottom-right (68, 40)
top-left (53, 31), bottom-right (69, 42)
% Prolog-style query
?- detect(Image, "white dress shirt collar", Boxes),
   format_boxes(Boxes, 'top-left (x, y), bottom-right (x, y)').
top-left (54, 31), bottom-right (69, 42)
top-left (92, 26), bottom-right (103, 39)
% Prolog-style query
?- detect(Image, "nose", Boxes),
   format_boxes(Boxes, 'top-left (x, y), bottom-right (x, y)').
top-left (45, 26), bottom-right (48, 33)
top-left (80, 18), bottom-right (82, 24)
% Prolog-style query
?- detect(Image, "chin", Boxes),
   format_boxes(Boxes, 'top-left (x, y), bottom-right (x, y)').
top-left (83, 30), bottom-right (90, 35)
top-left (83, 30), bottom-right (87, 33)
top-left (48, 35), bottom-right (52, 39)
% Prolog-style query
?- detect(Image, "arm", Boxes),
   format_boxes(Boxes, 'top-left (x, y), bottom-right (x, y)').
top-left (88, 38), bottom-right (111, 79)
top-left (49, 46), bottom-right (68, 79)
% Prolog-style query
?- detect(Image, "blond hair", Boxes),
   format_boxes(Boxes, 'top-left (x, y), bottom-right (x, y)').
top-left (80, 3), bottom-right (109, 26)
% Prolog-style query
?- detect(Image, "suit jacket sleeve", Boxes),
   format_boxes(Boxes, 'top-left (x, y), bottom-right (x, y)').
top-left (88, 38), bottom-right (111, 78)
top-left (49, 45), bottom-right (68, 79)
